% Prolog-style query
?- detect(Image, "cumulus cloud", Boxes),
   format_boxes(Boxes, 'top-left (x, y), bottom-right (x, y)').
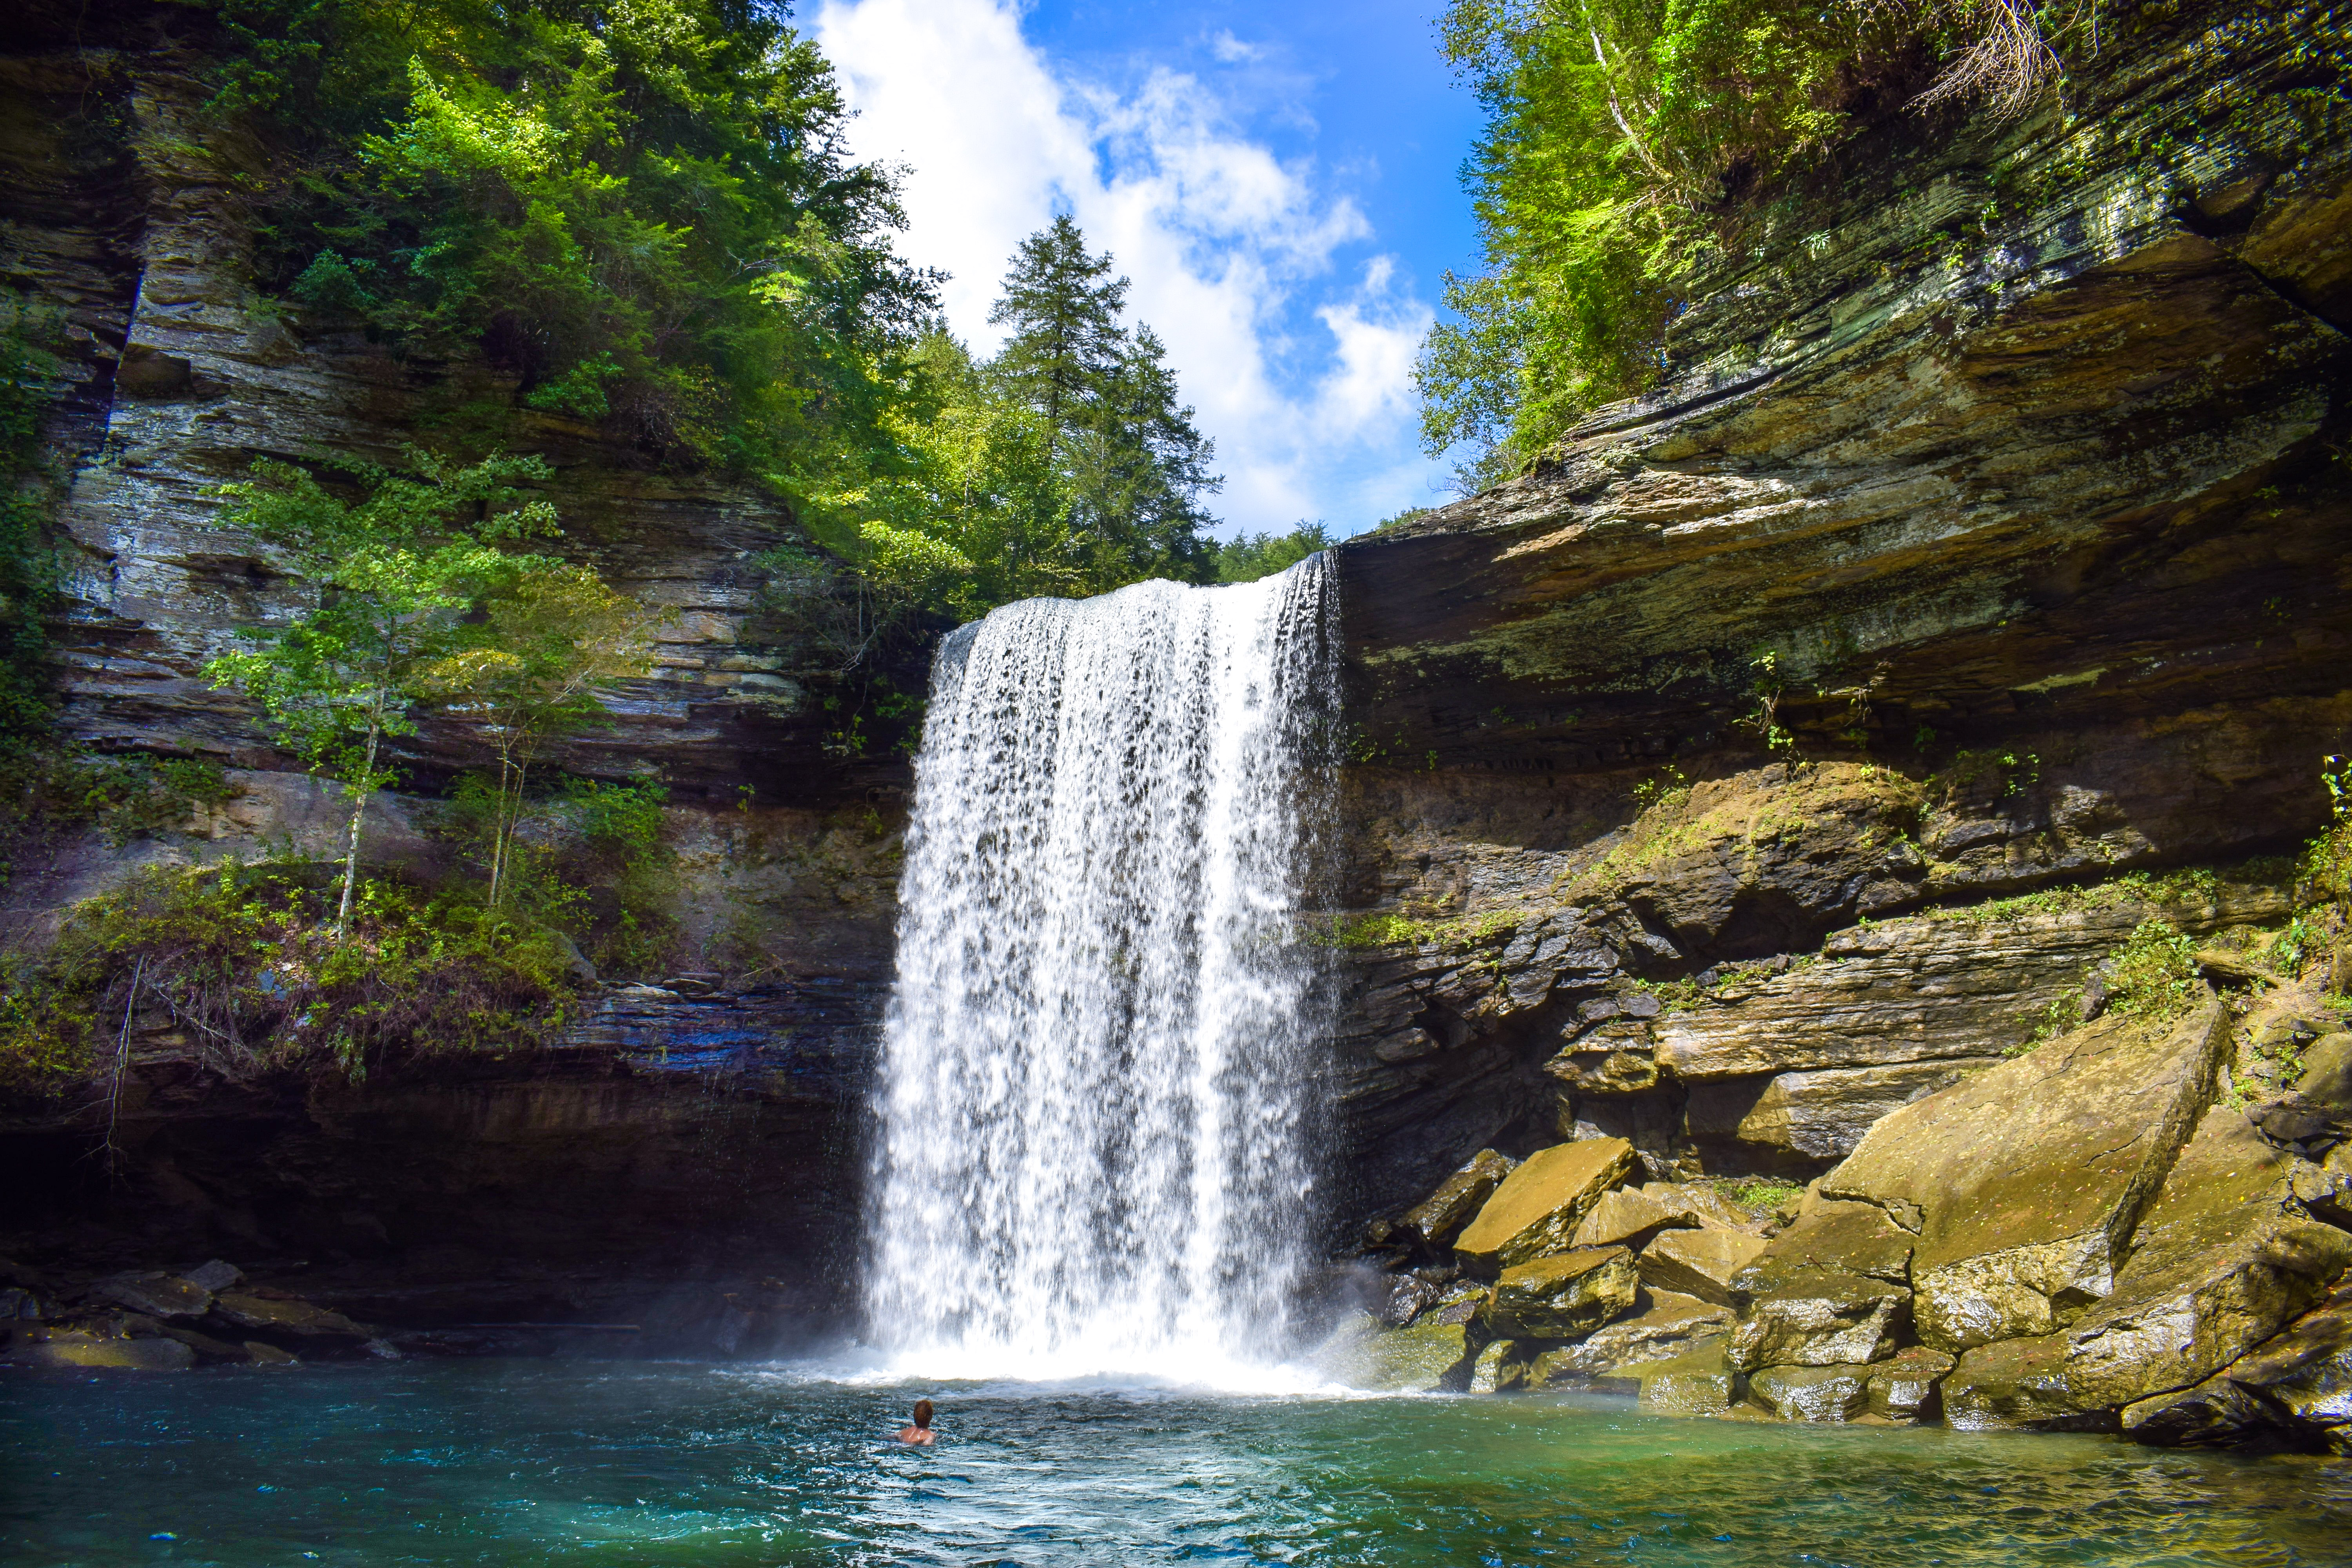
top-left (812, 0), bottom-right (1441, 534)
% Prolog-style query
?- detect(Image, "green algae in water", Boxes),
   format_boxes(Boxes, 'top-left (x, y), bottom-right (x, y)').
top-left (5, 1362), bottom-right (2350, 1565)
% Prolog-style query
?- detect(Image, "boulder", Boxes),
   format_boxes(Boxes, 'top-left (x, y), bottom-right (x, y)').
top-left (211, 1292), bottom-right (369, 1339)
top-left (1516, 1289), bottom-right (1731, 1387)
top-left (1749, 1363), bottom-right (1873, 1422)
top-left (1637, 1344), bottom-right (1742, 1416)
top-left (181, 1259), bottom-right (244, 1293)
top-left (2058, 1143), bottom-right (2352, 1412)
top-left (1571, 1184), bottom-right (1699, 1249)
top-left (1329, 1316), bottom-right (1473, 1392)
top-left (1944, 1111), bottom-right (2352, 1429)
top-left (2299, 1033), bottom-right (2352, 1115)
top-left (244, 1341), bottom-right (300, 1367)
top-left (94, 1272), bottom-right (212, 1319)
top-left (1455, 1138), bottom-right (1635, 1276)
top-left (2123, 1287), bottom-right (2352, 1451)
top-left (1399, 1148), bottom-right (1518, 1248)
top-left (1868, 1347), bottom-right (1956, 1422)
top-left (1820, 1002), bottom-right (2232, 1354)
top-left (1943, 1334), bottom-right (2114, 1432)
top-left (1730, 1196), bottom-right (1915, 1292)
top-left (1481, 1247), bottom-right (1639, 1338)
top-left (1727, 1269), bottom-right (1905, 1372)
top-left (1637, 1229), bottom-right (1768, 1307)
top-left (1686, 1059), bottom-right (2003, 1166)
top-left (1470, 1338), bottom-right (1521, 1392)
top-left (6, 1329), bottom-right (194, 1371)
top-left (1379, 1276), bottom-right (1440, 1327)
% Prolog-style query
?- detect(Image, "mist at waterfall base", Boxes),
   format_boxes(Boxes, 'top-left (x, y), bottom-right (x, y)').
top-left (862, 559), bottom-right (1340, 1388)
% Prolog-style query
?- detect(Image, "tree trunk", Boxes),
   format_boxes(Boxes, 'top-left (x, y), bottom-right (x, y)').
top-left (333, 704), bottom-right (385, 937)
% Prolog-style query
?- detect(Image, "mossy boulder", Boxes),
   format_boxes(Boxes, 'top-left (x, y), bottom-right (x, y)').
top-left (1731, 1196), bottom-right (1913, 1293)
top-left (1819, 1002), bottom-right (2232, 1354)
top-left (1481, 1246), bottom-right (1639, 1338)
top-left (1637, 1343), bottom-right (1742, 1416)
top-left (5, 1328), bottom-right (194, 1371)
top-left (1328, 1316), bottom-right (1474, 1392)
top-left (1454, 1137), bottom-right (1635, 1276)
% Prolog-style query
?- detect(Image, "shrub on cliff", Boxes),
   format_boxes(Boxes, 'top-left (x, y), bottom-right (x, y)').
top-left (1417, 0), bottom-right (2100, 484)
top-left (0, 862), bottom-right (579, 1094)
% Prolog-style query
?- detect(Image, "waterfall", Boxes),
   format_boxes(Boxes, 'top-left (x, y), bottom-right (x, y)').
top-left (865, 556), bottom-right (1338, 1381)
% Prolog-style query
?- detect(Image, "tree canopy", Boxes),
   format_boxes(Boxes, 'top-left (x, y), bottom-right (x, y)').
top-left (1417, 0), bottom-right (2094, 488)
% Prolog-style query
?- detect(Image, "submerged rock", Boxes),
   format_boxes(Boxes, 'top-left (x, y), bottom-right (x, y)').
top-left (1454, 1138), bottom-right (1635, 1276)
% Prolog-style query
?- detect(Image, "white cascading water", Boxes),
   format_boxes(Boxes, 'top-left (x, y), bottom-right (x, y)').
top-left (865, 556), bottom-right (1337, 1383)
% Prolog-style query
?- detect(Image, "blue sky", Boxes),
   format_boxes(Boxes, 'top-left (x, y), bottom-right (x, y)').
top-left (810, 0), bottom-right (1486, 537)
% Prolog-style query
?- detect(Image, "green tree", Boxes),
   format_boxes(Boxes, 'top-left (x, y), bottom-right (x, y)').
top-left (1211, 523), bottom-right (1332, 584)
top-left (216, 0), bottom-right (937, 483)
top-left (987, 217), bottom-right (1218, 586)
top-left (1418, 0), bottom-right (2096, 483)
top-left (421, 565), bottom-right (654, 906)
top-left (203, 452), bottom-right (561, 932)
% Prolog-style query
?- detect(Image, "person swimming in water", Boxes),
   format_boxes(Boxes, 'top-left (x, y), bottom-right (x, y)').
top-left (895, 1398), bottom-right (936, 1445)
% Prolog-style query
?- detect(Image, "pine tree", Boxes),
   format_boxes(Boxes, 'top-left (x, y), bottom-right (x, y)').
top-left (985, 216), bottom-right (1218, 584)
top-left (987, 215), bottom-right (1131, 465)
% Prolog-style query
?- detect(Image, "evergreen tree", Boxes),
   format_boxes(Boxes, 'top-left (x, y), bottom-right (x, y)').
top-left (985, 216), bottom-right (1218, 584)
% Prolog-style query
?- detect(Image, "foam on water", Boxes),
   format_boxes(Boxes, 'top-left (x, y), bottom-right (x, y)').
top-left (864, 559), bottom-right (1338, 1386)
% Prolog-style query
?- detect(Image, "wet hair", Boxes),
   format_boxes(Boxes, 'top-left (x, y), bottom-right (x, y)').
top-left (913, 1399), bottom-right (934, 1429)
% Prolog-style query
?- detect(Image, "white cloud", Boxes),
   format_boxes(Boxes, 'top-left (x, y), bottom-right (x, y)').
top-left (812, 0), bottom-right (1443, 535)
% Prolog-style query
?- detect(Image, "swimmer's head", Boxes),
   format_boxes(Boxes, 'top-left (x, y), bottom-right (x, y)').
top-left (913, 1399), bottom-right (934, 1430)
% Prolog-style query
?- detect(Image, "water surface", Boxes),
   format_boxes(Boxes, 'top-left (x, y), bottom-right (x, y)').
top-left (7, 1360), bottom-right (2350, 1566)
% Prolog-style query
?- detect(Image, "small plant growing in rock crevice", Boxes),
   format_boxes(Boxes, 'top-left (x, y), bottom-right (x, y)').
top-left (2101, 918), bottom-right (2202, 1024)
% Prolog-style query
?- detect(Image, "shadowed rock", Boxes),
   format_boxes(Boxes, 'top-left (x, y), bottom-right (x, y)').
top-left (1399, 1148), bottom-right (1518, 1249)
top-left (1482, 1247), bottom-right (1639, 1338)
top-left (2123, 1287), bottom-right (2352, 1451)
top-left (1868, 1347), bottom-right (1956, 1423)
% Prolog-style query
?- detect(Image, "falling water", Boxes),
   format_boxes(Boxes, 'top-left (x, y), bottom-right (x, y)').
top-left (865, 556), bottom-right (1338, 1381)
